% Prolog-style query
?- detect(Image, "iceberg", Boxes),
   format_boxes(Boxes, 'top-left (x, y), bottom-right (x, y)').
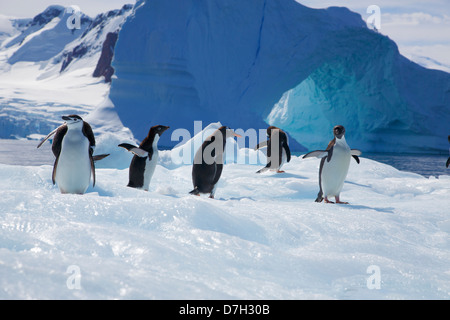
top-left (110, 0), bottom-right (450, 153)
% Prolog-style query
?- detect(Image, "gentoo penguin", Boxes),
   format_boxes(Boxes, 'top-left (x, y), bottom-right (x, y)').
top-left (40, 115), bottom-right (109, 194)
top-left (118, 125), bottom-right (170, 191)
top-left (254, 126), bottom-right (291, 173)
top-left (446, 135), bottom-right (450, 168)
top-left (302, 125), bottom-right (361, 204)
top-left (190, 126), bottom-right (241, 199)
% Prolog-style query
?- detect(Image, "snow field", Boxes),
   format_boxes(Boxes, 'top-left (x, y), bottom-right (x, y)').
top-left (1, 150), bottom-right (449, 299)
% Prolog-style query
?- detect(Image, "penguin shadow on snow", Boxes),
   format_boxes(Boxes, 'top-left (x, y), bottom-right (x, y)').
top-left (258, 171), bottom-right (308, 180)
top-left (341, 203), bottom-right (395, 214)
top-left (85, 184), bottom-right (115, 197)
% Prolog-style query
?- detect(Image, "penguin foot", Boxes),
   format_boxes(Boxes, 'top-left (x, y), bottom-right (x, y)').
top-left (324, 197), bottom-right (335, 204)
top-left (276, 170), bottom-right (285, 173)
top-left (335, 196), bottom-right (349, 204)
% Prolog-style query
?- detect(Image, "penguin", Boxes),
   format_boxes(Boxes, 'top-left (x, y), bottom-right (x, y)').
top-left (190, 126), bottom-right (241, 199)
top-left (302, 125), bottom-right (361, 204)
top-left (254, 126), bottom-right (291, 173)
top-left (41, 115), bottom-right (109, 194)
top-left (446, 135), bottom-right (450, 168)
top-left (118, 125), bottom-right (170, 191)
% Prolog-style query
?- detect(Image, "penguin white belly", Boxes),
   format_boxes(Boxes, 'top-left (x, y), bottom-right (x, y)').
top-left (321, 145), bottom-right (351, 198)
top-left (55, 131), bottom-right (91, 194)
top-left (142, 151), bottom-right (158, 191)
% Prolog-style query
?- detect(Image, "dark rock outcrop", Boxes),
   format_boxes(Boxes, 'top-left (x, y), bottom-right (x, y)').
top-left (93, 32), bottom-right (119, 83)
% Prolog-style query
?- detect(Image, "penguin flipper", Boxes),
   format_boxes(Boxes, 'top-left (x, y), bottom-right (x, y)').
top-left (52, 157), bottom-right (59, 185)
top-left (37, 126), bottom-right (59, 149)
top-left (446, 157), bottom-right (450, 168)
top-left (93, 154), bottom-right (110, 162)
top-left (302, 150), bottom-right (328, 159)
top-left (118, 143), bottom-right (148, 158)
top-left (254, 140), bottom-right (268, 150)
top-left (90, 155), bottom-right (96, 187)
top-left (350, 149), bottom-right (361, 164)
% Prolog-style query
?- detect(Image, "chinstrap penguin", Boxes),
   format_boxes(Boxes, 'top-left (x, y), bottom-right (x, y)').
top-left (190, 126), bottom-right (241, 199)
top-left (254, 126), bottom-right (291, 174)
top-left (38, 115), bottom-right (109, 194)
top-left (302, 125), bottom-right (361, 204)
top-left (118, 125), bottom-right (169, 191)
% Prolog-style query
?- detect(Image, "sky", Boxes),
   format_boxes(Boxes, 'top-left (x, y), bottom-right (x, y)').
top-left (1, 0), bottom-right (449, 70)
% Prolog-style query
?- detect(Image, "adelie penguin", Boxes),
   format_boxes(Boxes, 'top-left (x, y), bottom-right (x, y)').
top-left (254, 126), bottom-right (291, 174)
top-left (118, 125), bottom-right (170, 191)
top-left (190, 126), bottom-right (241, 199)
top-left (37, 115), bottom-right (109, 194)
top-left (302, 125), bottom-right (361, 204)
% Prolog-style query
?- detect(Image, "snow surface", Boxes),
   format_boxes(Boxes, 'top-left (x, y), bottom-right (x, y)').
top-left (1, 125), bottom-right (449, 299)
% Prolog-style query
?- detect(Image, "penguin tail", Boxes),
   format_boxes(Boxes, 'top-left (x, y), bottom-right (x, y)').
top-left (189, 187), bottom-right (200, 196)
top-left (256, 165), bottom-right (270, 174)
top-left (315, 191), bottom-right (324, 203)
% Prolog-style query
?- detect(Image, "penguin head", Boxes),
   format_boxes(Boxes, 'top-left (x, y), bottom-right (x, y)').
top-left (150, 125), bottom-right (170, 137)
top-left (62, 115), bottom-right (83, 126)
top-left (218, 126), bottom-right (242, 139)
top-left (333, 125), bottom-right (345, 139)
top-left (266, 126), bottom-right (280, 137)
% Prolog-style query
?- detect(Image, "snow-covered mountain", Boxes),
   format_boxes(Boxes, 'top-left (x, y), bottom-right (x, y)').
top-left (109, 0), bottom-right (450, 153)
top-left (0, 4), bottom-right (132, 140)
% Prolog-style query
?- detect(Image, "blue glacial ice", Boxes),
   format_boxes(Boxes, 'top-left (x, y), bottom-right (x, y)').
top-left (109, 0), bottom-right (450, 153)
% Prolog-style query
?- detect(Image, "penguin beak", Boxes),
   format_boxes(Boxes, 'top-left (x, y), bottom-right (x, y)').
top-left (161, 126), bottom-right (170, 134)
top-left (226, 129), bottom-right (241, 138)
